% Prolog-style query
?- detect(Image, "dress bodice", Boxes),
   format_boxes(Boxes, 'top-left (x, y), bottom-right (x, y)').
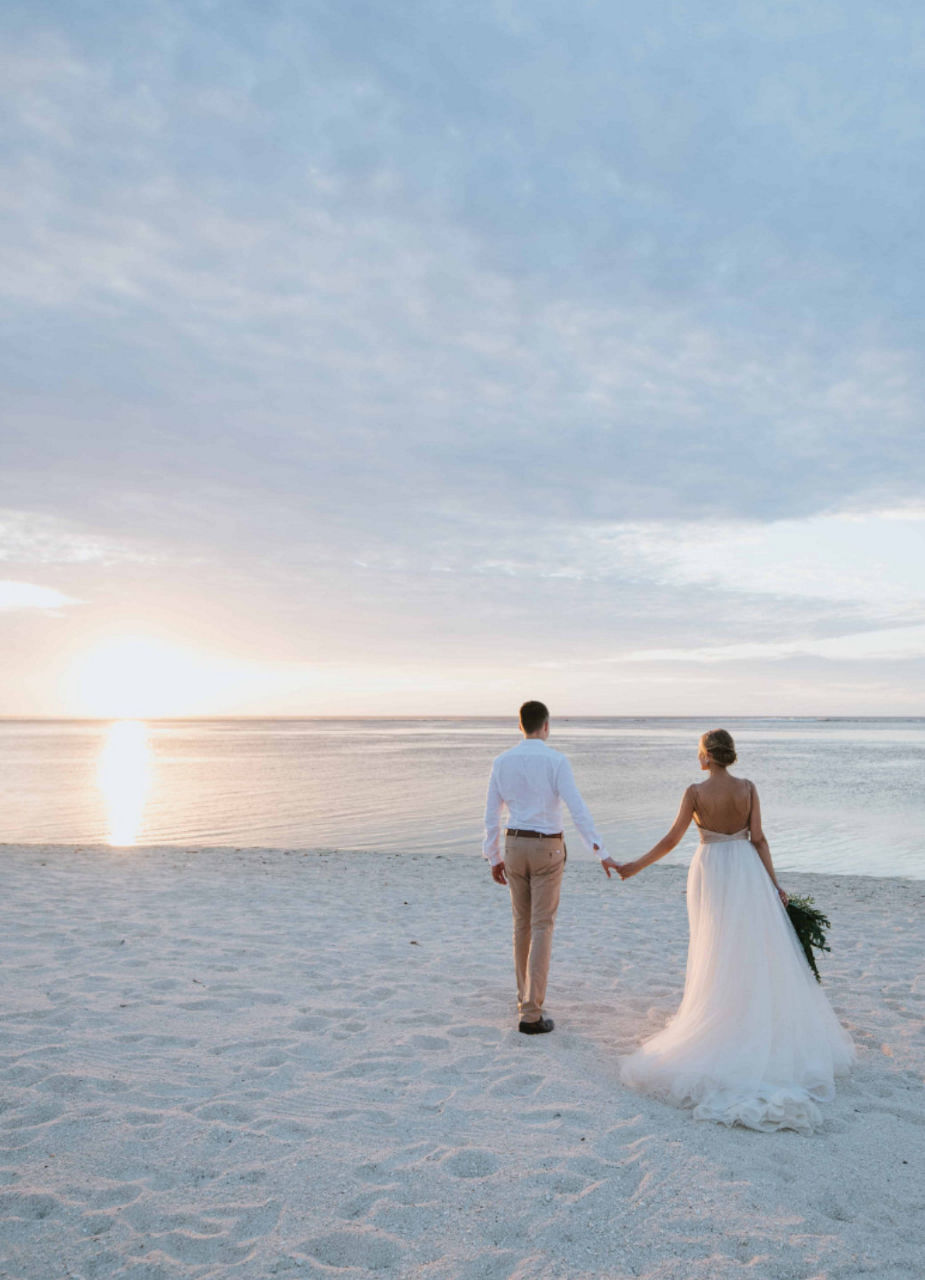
top-left (696, 825), bottom-right (751, 844)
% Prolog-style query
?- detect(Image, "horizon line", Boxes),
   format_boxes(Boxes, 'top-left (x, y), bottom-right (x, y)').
top-left (1, 713), bottom-right (923, 724)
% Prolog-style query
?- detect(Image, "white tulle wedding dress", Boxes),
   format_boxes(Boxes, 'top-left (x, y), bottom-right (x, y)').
top-left (621, 808), bottom-right (855, 1133)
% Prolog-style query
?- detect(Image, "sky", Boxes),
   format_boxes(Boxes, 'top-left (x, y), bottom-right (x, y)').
top-left (2, 0), bottom-right (924, 717)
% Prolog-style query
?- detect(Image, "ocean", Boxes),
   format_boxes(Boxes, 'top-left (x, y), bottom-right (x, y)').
top-left (1, 717), bottom-right (922, 880)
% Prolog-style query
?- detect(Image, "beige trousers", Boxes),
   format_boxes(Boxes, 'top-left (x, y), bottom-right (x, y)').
top-left (504, 834), bottom-right (566, 1023)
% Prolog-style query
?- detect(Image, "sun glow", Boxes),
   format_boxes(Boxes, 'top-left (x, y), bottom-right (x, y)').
top-left (97, 720), bottom-right (151, 846)
top-left (64, 630), bottom-right (369, 717)
top-left (64, 628), bottom-right (509, 718)
top-left (70, 634), bottom-right (254, 718)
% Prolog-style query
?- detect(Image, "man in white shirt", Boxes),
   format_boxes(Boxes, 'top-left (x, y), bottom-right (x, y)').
top-left (483, 700), bottom-right (619, 1034)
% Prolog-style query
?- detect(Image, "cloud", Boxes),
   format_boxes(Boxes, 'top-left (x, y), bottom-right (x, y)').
top-left (624, 626), bottom-right (925, 664)
top-left (1, 3), bottom-right (924, 710)
top-left (0, 510), bottom-right (162, 566)
top-left (0, 579), bottom-right (80, 611)
top-left (4, 7), bottom-right (925, 529)
top-left (588, 512), bottom-right (925, 615)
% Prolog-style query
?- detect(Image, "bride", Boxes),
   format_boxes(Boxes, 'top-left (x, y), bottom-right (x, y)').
top-left (616, 728), bottom-right (854, 1132)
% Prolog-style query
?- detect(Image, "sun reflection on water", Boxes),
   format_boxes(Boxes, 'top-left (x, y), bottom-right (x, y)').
top-left (98, 720), bottom-right (151, 846)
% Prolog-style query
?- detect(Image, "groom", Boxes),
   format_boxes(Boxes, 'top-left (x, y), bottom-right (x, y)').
top-left (484, 701), bottom-right (619, 1034)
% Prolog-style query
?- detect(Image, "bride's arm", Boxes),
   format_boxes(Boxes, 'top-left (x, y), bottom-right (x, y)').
top-left (749, 787), bottom-right (788, 905)
top-left (617, 788), bottom-right (694, 879)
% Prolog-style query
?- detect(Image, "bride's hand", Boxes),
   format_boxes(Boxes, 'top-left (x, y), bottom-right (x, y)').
top-left (616, 861), bottom-right (640, 880)
top-left (777, 886), bottom-right (789, 907)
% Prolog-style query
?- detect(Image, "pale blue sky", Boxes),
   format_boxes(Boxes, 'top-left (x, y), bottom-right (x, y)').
top-left (2, 1), bottom-right (924, 715)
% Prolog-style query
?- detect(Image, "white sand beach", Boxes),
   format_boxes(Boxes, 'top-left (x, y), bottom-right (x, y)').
top-left (1, 847), bottom-right (922, 1280)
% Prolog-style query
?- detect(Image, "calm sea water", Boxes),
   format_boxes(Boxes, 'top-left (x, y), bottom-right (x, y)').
top-left (0, 717), bottom-right (922, 880)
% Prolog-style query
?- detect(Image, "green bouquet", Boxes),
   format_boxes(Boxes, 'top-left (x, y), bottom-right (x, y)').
top-left (786, 894), bottom-right (831, 983)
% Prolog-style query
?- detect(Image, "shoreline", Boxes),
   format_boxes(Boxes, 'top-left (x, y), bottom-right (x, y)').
top-left (2, 846), bottom-right (923, 1279)
top-left (3, 843), bottom-right (924, 887)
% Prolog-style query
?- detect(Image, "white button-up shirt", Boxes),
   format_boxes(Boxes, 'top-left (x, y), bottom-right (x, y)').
top-left (482, 738), bottom-right (608, 865)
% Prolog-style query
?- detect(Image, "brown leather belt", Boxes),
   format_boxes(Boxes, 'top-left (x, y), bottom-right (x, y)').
top-left (505, 829), bottom-right (563, 840)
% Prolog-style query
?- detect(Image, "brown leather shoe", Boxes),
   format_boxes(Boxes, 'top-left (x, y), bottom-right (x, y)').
top-left (518, 1017), bottom-right (554, 1035)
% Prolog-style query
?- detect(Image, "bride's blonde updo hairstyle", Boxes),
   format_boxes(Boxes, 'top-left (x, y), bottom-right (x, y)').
top-left (700, 728), bottom-right (737, 767)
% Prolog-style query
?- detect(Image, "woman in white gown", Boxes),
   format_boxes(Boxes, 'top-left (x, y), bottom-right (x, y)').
top-left (617, 729), bottom-right (854, 1133)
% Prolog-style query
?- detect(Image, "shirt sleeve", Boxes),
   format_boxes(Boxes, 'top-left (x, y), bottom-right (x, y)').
top-left (482, 763), bottom-right (505, 864)
top-left (556, 757), bottom-right (607, 859)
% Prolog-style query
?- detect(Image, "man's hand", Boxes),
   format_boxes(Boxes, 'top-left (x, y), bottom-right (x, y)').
top-left (491, 861), bottom-right (508, 886)
top-left (600, 857), bottom-right (621, 879)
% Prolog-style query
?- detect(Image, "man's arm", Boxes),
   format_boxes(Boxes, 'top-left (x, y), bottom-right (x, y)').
top-left (556, 757), bottom-right (609, 862)
top-left (482, 764), bottom-right (506, 882)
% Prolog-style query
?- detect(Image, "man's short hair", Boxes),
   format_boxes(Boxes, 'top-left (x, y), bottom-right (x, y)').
top-left (519, 700), bottom-right (549, 735)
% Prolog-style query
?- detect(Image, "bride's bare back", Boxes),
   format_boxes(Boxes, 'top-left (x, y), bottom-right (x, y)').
top-left (689, 773), bottom-right (753, 835)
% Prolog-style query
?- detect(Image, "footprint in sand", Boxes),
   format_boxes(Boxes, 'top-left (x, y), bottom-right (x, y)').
top-left (80, 1213), bottom-right (115, 1236)
top-left (445, 1023), bottom-right (504, 1041)
top-left (441, 1149), bottom-right (500, 1179)
top-left (359, 986), bottom-right (396, 1003)
top-left (521, 1107), bottom-right (593, 1127)
top-left (38, 1073), bottom-right (129, 1096)
top-left (817, 1193), bottom-right (856, 1222)
top-left (303, 1228), bottom-right (404, 1270)
top-left (337, 1186), bottom-right (398, 1220)
top-left (148, 1227), bottom-right (250, 1266)
top-left (66, 1248), bottom-right (125, 1280)
top-left (371, 1199), bottom-right (445, 1236)
top-left (144, 1166), bottom-right (216, 1192)
top-left (407, 1034), bottom-right (450, 1051)
top-left (123, 1110), bottom-right (163, 1127)
top-left (0, 1064), bottom-right (47, 1087)
top-left (82, 1182), bottom-right (144, 1209)
top-left (193, 1101), bottom-right (254, 1124)
top-left (290, 1015), bottom-right (331, 1032)
top-left (454, 1249), bottom-right (520, 1280)
top-left (1, 1100), bottom-right (63, 1129)
top-left (256, 1049), bottom-right (290, 1067)
top-left (0, 1191), bottom-right (63, 1221)
top-left (224, 1197), bottom-right (282, 1239)
top-left (488, 1072), bottom-right (544, 1098)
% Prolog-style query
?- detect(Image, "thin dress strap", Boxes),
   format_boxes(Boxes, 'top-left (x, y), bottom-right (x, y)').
top-left (688, 783), bottom-right (701, 827)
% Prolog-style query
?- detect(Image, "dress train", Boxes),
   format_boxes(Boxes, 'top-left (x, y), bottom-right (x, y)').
top-left (620, 829), bottom-right (854, 1132)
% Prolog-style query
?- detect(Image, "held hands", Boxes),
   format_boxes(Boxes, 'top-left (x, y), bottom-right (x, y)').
top-left (777, 885), bottom-right (789, 907)
top-left (597, 846), bottom-right (624, 882)
top-left (601, 857), bottom-right (640, 880)
top-left (601, 858), bottom-right (641, 880)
